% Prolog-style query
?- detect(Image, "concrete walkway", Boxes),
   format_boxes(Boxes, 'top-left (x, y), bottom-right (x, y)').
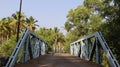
top-left (15, 53), bottom-right (103, 67)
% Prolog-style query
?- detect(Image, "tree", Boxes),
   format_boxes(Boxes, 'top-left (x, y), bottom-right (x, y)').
top-left (12, 12), bottom-right (26, 34)
top-left (0, 18), bottom-right (7, 44)
top-left (100, 0), bottom-right (120, 63)
top-left (36, 28), bottom-right (55, 52)
top-left (64, 6), bottom-right (94, 52)
top-left (0, 35), bottom-right (16, 56)
top-left (84, 0), bottom-right (120, 63)
top-left (0, 18), bottom-right (12, 44)
top-left (25, 16), bottom-right (39, 31)
top-left (64, 21), bottom-right (73, 32)
top-left (57, 33), bottom-right (65, 53)
top-left (36, 27), bottom-right (65, 53)
top-left (0, 12), bottom-right (39, 46)
top-left (53, 27), bottom-right (65, 53)
top-left (63, 0), bottom-right (120, 65)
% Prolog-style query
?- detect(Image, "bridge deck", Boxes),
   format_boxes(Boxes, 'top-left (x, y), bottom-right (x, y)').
top-left (15, 53), bottom-right (103, 67)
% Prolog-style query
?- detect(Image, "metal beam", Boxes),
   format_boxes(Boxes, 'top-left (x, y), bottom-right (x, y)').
top-left (70, 32), bottom-right (120, 67)
top-left (5, 29), bottom-right (48, 67)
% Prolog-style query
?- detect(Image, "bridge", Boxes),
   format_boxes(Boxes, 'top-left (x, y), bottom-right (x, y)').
top-left (1, 29), bottom-right (120, 67)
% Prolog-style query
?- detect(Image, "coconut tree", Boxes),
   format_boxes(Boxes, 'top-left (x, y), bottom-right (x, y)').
top-left (53, 27), bottom-right (65, 53)
top-left (53, 27), bottom-right (59, 53)
top-left (11, 12), bottom-right (26, 34)
top-left (0, 18), bottom-right (12, 44)
top-left (7, 17), bottom-right (16, 35)
top-left (0, 19), bottom-right (5, 45)
top-left (56, 33), bottom-right (65, 53)
top-left (25, 16), bottom-right (39, 31)
top-left (5, 17), bottom-right (18, 38)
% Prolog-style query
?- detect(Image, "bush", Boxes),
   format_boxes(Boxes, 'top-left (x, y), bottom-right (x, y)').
top-left (0, 35), bottom-right (16, 56)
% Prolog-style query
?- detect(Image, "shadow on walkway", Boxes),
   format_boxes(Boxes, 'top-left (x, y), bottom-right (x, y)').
top-left (15, 53), bottom-right (103, 67)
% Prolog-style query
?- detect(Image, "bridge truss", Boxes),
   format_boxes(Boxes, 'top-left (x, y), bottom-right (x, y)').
top-left (5, 29), bottom-right (48, 67)
top-left (70, 32), bottom-right (120, 67)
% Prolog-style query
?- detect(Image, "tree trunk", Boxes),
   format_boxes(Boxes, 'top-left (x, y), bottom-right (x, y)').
top-left (54, 36), bottom-right (57, 53)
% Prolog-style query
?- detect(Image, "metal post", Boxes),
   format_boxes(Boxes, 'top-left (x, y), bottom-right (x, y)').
top-left (16, 0), bottom-right (22, 42)
top-left (86, 39), bottom-right (89, 60)
top-left (28, 36), bottom-right (33, 59)
top-left (89, 38), bottom-right (96, 61)
top-left (39, 40), bottom-right (41, 56)
top-left (78, 42), bottom-right (81, 57)
top-left (23, 36), bottom-right (29, 62)
top-left (96, 38), bottom-right (101, 64)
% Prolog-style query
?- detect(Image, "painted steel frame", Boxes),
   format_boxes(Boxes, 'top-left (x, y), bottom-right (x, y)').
top-left (70, 32), bottom-right (120, 67)
top-left (5, 29), bottom-right (48, 67)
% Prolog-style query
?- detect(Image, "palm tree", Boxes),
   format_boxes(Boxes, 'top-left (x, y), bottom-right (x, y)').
top-left (0, 19), bottom-right (4, 45)
top-left (12, 12), bottom-right (26, 34)
top-left (0, 18), bottom-right (12, 44)
top-left (53, 27), bottom-right (65, 53)
top-left (56, 33), bottom-right (65, 53)
top-left (7, 17), bottom-right (16, 35)
top-left (53, 27), bottom-right (59, 53)
top-left (25, 16), bottom-right (39, 31)
top-left (6, 17), bottom-right (17, 38)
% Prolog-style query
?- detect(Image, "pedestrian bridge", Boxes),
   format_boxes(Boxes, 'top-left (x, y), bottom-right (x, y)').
top-left (1, 29), bottom-right (120, 67)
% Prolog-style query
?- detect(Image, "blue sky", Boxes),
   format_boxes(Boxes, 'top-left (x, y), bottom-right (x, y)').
top-left (0, 0), bottom-right (83, 33)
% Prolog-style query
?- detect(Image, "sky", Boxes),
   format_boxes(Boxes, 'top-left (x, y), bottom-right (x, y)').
top-left (0, 0), bottom-right (84, 34)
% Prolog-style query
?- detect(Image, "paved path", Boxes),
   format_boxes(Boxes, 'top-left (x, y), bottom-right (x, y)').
top-left (15, 53), bottom-right (103, 67)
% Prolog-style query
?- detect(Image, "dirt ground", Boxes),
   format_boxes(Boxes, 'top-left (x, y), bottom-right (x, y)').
top-left (15, 53), bottom-right (103, 67)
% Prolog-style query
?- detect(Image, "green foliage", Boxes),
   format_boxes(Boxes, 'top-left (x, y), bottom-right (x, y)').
top-left (25, 16), bottom-right (39, 31)
top-left (36, 28), bottom-right (55, 48)
top-left (0, 35), bottom-right (16, 56)
top-left (64, 4), bottom-right (103, 53)
top-left (0, 12), bottom-right (38, 45)
top-left (0, 34), bottom-right (26, 63)
top-left (36, 27), bottom-right (65, 53)
top-left (64, 0), bottom-right (120, 66)
top-left (98, 0), bottom-right (120, 63)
